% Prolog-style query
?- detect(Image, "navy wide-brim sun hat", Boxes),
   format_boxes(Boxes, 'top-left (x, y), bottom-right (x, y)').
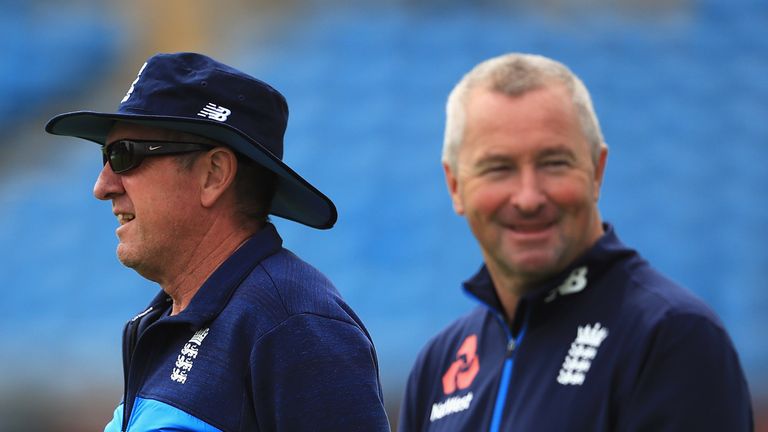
top-left (45, 52), bottom-right (337, 229)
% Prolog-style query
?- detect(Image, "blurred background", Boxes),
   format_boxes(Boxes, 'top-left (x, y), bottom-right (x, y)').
top-left (0, 0), bottom-right (766, 430)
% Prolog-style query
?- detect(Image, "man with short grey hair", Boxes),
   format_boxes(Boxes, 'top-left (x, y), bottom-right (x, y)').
top-left (399, 53), bottom-right (752, 431)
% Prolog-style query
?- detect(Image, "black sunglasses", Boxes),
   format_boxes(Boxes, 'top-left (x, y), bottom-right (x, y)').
top-left (102, 139), bottom-right (214, 174)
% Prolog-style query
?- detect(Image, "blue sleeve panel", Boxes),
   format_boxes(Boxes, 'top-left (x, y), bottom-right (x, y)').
top-left (104, 404), bottom-right (121, 432)
top-left (105, 398), bottom-right (222, 432)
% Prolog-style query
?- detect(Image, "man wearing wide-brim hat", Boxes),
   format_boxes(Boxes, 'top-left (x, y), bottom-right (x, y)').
top-left (46, 52), bottom-right (390, 432)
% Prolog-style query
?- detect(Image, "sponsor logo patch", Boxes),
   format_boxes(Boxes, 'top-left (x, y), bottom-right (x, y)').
top-left (442, 334), bottom-right (480, 395)
top-left (430, 334), bottom-right (480, 422)
top-left (430, 392), bottom-right (474, 422)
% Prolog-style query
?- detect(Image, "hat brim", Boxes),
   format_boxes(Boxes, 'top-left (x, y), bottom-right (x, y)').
top-left (45, 111), bottom-right (337, 229)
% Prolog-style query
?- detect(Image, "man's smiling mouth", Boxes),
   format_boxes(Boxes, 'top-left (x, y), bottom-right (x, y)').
top-left (117, 213), bottom-right (135, 225)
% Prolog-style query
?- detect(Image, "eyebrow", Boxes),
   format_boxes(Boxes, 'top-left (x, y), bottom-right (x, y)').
top-left (472, 152), bottom-right (514, 168)
top-left (473, 144), bottom-right (577, 164)
top-left (537, 145), bottom-right (577, 160)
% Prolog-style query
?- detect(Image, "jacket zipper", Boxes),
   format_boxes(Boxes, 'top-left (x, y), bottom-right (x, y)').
top-left (121, 306), bottom-right (155, 432)
top-left (489, 323), bottom-right (527, 432)
top-left (465, 291), bottom-right (530, 432)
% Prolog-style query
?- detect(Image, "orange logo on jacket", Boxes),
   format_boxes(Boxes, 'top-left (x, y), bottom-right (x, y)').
top-left (442, 334), bottom-right (480, 395)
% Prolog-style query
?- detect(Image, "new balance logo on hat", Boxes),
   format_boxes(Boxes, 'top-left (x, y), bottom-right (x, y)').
top-left (197, 103), bottom-right (231, 121)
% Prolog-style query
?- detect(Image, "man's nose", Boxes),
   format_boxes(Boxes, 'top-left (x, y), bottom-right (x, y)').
top-left (93, 162), bottom-right (124, 201)
top-left (512, 168), bottom-right (545, 214)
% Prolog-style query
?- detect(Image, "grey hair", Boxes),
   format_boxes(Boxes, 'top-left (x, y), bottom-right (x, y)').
top-left (442, 53), bottom-right (606, 170)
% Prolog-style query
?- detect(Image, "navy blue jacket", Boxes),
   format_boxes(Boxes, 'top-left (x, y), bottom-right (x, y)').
top-left (399, 225), bottom-right (753, 431)
top-left (105, 224), bottom-right (390, 431)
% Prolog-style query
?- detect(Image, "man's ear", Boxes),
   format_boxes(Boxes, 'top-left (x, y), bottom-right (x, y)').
top-left (443, 162), bottom-right (465, 215)
top-left (593, 145), bottom-right (608, 202)
top-left (199, 147), bottom-right (238, 208)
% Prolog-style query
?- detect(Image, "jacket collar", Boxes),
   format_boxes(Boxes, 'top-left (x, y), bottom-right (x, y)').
top-left (143, 223), bottom-right (283, 329)
top-left (463, 223), bottom-right (636, 318)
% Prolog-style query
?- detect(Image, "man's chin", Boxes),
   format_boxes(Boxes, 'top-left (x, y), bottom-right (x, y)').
top-left (509, 251), bottom-right (562, 278)
top-left (116, 245), bottom-right (139, 269)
